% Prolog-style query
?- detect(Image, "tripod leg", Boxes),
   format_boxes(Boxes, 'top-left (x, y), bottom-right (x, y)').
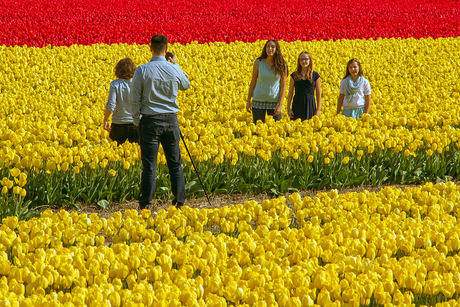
top-left (180, 131), bottom-right (212, 206)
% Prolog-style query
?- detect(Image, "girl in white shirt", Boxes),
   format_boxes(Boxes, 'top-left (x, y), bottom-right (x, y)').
top-left (336, 58), bottom-right (371, 119)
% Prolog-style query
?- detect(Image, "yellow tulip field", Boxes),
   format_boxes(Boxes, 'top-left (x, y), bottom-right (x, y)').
top-left (2, 182), bottom-right (460, 306)
top-left (2, 29), bottom-right (460, 306)
top-left (1, 37), bottom-right (460, 217)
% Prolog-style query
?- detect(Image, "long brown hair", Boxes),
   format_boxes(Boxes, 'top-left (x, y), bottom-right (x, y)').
top-left (257, 39), bottom-right (287, 77)
top-left (292, 51), bottom-right (313, 82)
top-left (343, 58), bottom-right (364, 80)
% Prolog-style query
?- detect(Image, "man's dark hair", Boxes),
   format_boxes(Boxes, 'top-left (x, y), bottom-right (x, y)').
top-left (151, 35), bottom-right (168, 54)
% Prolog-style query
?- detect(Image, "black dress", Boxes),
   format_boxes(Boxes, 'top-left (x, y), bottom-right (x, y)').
top-left (291, 71), bottom-right (320, 121)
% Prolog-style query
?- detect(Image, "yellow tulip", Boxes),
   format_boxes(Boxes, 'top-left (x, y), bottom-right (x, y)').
top-left (9, 168), bottom-right (21, 177)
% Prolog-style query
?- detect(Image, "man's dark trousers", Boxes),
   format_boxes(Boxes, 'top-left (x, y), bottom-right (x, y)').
top-left (138, 113), bottom-right (186, 208)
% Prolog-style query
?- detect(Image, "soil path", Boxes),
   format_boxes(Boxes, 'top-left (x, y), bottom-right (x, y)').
top-left (54, 183), bottom-right (428, 219)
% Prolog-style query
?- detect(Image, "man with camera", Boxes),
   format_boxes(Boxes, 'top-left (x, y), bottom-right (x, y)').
top-left (130, 34), bottom-right (190, 209)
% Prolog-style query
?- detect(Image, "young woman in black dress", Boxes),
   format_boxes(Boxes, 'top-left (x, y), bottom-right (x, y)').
top-left (286, 52), bottom-right (321, 121)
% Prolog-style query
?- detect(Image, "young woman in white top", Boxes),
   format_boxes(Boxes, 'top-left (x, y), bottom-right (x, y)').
top-left (337, 58), bottom-right (371, 119)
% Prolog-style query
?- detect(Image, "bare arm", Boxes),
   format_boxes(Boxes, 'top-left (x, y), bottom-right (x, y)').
top-left (364, 94), bottom-right (371, 113)
top-left (286, 76), bottom-right (295, 118)
top-left (315, 78), bottom-right (321, 116)
top-left (246, 64), bottom-right (259, 113)
top-left (274, 70), bottom-right (287, 116)
top-left (103, 108), bottom-right (112, 131)
top-left (337, 93), bottom-right (344, 115)
top-left (104, 84), bottom-right (117, 131)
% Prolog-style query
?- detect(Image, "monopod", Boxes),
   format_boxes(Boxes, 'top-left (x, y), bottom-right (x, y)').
top-left (180, 131), bottom-right (212, 206)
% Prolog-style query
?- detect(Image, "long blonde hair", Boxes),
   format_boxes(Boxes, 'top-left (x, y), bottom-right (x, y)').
top-left (292, 52), bottom-right (313, 82)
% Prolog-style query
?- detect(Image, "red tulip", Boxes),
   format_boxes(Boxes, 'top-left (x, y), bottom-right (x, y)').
top-left (0, 0), bottom-right (459, 47)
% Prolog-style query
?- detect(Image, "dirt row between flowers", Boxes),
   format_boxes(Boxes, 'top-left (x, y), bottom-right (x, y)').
top-left (48, 182), bottom-right (444, 220)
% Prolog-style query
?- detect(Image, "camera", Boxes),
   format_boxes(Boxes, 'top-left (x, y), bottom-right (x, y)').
top-left (165, 52), bottom-right (174, 62)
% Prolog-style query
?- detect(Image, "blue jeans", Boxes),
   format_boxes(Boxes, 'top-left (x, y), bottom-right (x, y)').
top-left (252, 108), bottom-right (282, 124)
top-left (342, 107), bottom-right (365, 119)
top-left (138, 114), bottom-right (186, 208)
